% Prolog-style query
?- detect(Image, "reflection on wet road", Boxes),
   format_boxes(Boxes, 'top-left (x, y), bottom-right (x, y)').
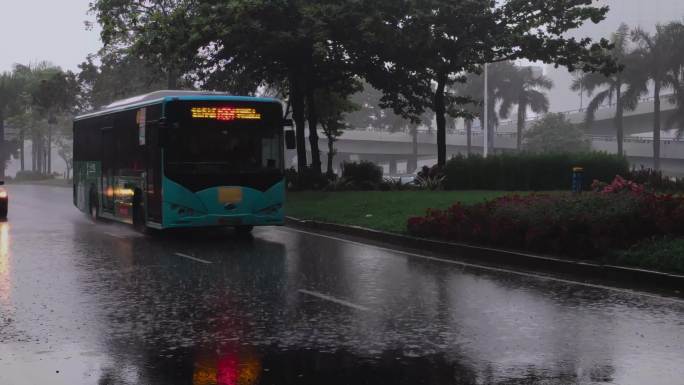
top-left (0, 185), bottom-right (683, 385)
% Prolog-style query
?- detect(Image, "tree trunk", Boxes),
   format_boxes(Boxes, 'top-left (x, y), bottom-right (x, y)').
top-left (408, 126), bottom-right (418, 173)
top-left (31, 138), bottom-right (35, 172)
top-left (47, 120), bottom-right (52, 175)
top-left (20, 129), bottom-right (24, 171)
top-left (32, 135), bottom-right (39, 172)
top-left (43, 145), bottom-right (48, 174)
top-left (306, 85), bottom-right (322, 174)
top-left (516, 101), bottom-right (526, 151)
top-left (465, 119), bottom-right (472, 156)
top-left (653, 82), bottom-right (661, 171)
top-left (167, 68), bottom-right (178, 89)
top-left (289, 70), bottom-right (307, 172)
top-left (434, 71), bottom-right (447, 167)
top-left (615, 86), bottom-right (624, 157)
top-left (326, 130), bottom-right (335, 177)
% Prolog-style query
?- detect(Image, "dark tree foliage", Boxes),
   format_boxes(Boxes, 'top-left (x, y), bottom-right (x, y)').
top-left (90, 0), bottom-right (197, 89)
top-left (190, 0), bottom-right (359, 174)
top-left (349, 0), bottom-right (618, 166)
top-left (316, 86), bottom-right (361, 176)
top-left (88, 0), bottom-right (623, 174)
top-left (78, 52), bottom-right (168, 110)
top-left (0, 72), bottom-right (25, 179)
top-left (31, 70), bottom-right (80, 174)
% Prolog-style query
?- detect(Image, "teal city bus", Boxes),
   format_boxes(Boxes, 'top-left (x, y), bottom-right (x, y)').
top-left (73, 91), bottom-right (295, 233)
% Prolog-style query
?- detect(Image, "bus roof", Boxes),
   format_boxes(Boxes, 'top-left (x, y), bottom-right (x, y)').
top-left (75, 90), bottom-right (281, 121)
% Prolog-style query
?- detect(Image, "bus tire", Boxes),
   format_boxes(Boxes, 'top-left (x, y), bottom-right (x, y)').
top-left (89, 189), bottom-right (99, 221)
top-left (133, 190), bottom-right (147, 233)
top-left (235, 225), bottom-right (254, 236)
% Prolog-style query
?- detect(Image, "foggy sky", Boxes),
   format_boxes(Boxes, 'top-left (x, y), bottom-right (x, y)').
top-left (1, 0), bottom-right (684, 112)
top-left (0, 0), bottom-right (100, 73)
top-left (544, 0), bottom-right (684, 112)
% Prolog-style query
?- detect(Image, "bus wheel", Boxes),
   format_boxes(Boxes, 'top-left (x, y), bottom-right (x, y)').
top-left (235, 225), bottom-right (254, 236)
top-left (89, 191), bottom-right (98, 221)
top-left (133, 190), bottom-right (147, 233)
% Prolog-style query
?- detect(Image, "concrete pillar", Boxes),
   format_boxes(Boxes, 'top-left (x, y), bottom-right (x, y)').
top-left (389, 159), bottom-right (398, 175)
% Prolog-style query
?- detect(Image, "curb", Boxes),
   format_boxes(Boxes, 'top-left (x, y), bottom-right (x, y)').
top-left (285, 217), bottom-right (684, 293)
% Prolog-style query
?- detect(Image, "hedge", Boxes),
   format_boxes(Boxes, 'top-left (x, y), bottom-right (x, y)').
top-left (407, 176), bottom-right (684, 259)
top-left (443, 152), bottom-right (629, 191)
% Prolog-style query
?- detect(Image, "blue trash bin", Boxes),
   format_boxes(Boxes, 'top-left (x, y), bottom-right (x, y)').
top-left (572, 167), bottom-right (584, 193)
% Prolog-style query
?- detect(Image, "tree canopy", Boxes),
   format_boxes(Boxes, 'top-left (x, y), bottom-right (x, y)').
top-left (88, 0), bottom-right (620, 172)
top-left (524, 113), bottom-right (590, 154)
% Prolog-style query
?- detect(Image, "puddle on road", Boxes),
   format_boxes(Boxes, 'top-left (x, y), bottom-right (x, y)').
top-left (0, 342), bottom-right (619, 385)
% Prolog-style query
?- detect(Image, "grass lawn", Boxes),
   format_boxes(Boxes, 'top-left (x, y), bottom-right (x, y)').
top-left (286, 190), bottom-right (514, 233)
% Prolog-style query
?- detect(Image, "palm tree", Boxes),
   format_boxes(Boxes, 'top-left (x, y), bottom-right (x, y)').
top-left (460, 64), bottom-right (510, 154)
top-left (665, 27), bottom-right (684, 139)
top-left (631, 22), bottom-right (684, 170)
top-left (499, 65), bottom-right (553, 151)
top-left (450, 80), bottom-right (479, 155)
top-left (571, 24), bottom-right (639, 157)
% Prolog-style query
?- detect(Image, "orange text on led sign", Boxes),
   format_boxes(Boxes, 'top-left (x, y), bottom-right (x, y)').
top-left (191, 107), bottom-right (262, 121)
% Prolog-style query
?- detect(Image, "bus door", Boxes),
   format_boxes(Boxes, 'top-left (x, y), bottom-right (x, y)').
top-left (145, 121), bottom-right (162, 223)
top-left (101, 127), bottom-right (116, 214)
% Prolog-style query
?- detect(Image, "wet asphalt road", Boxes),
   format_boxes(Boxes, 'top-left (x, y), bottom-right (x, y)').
top-left (0, 185), bottom-right (683, 385)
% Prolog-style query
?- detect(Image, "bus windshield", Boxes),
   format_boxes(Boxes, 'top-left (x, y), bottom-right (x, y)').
top-left (164, 101), bottom-right (284, 178)
top-left (165, 120), bottom-right (283, 175)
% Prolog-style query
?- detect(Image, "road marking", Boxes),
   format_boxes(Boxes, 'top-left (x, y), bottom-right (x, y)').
top-left (280, 228), bottom-right (684, 304)
top-left (298, 289), bottom-right (370, 312)
top-left (174, 252), bottom-right (213, 265)
top-left (104, 232), bottom-right (127, 239)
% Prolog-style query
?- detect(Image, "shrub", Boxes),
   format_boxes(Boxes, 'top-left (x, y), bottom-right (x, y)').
top-left (411, 165), bottom-right (444, 190)
top-left (14, 171), bottom-right (54, 181)
top-left (341, 161), bottom-right (383, 189)
top-left (626, 166), bottom-right (684, 193)
top-left (523, 113), bottom-right (591, 153)
top-left (443, 152), bottom-right (629, 191)
top-left (285, 167), bottom-right (329, 191)
top-left (407, 177), bottom-right (684, 259)
top-left (616, 237), bottom-right (684, 273)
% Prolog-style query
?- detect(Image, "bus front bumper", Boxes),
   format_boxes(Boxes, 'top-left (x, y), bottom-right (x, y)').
top-left (162, 212), bottom-right (284, 229)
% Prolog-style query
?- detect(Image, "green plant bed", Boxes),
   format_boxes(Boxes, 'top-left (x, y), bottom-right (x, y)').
top-left (613, 237), bottom-right (684, 274)
top-left (286, 191), bottom-right (516, 233)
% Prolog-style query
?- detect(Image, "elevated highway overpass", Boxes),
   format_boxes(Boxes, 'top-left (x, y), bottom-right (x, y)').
top-left (288, 93), bottom-right (684, 176)
top-left (291, 129), bottom-right (684, 177)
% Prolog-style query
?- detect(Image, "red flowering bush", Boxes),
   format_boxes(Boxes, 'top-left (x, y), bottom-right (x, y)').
top-left (593, 175), bottom-right (645, 195)
top-left (408, 177), bottom-right (684, 258)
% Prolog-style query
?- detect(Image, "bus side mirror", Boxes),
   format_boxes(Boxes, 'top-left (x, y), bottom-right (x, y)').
top-left (285, 130), bottom-right (296, 150)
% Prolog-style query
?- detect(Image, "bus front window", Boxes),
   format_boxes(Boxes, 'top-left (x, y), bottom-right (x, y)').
top-left (165, 120), bottom-right (283, 176)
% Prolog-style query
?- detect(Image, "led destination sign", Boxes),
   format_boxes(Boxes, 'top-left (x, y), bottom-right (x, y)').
top-left (191, 107), bottom-right (262, 121)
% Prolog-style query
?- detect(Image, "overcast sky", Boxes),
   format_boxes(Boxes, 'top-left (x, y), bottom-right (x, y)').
top-left (1, 0), bottom-right (684, 110)
top-left (0, 0), bottom-right (100, 72)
